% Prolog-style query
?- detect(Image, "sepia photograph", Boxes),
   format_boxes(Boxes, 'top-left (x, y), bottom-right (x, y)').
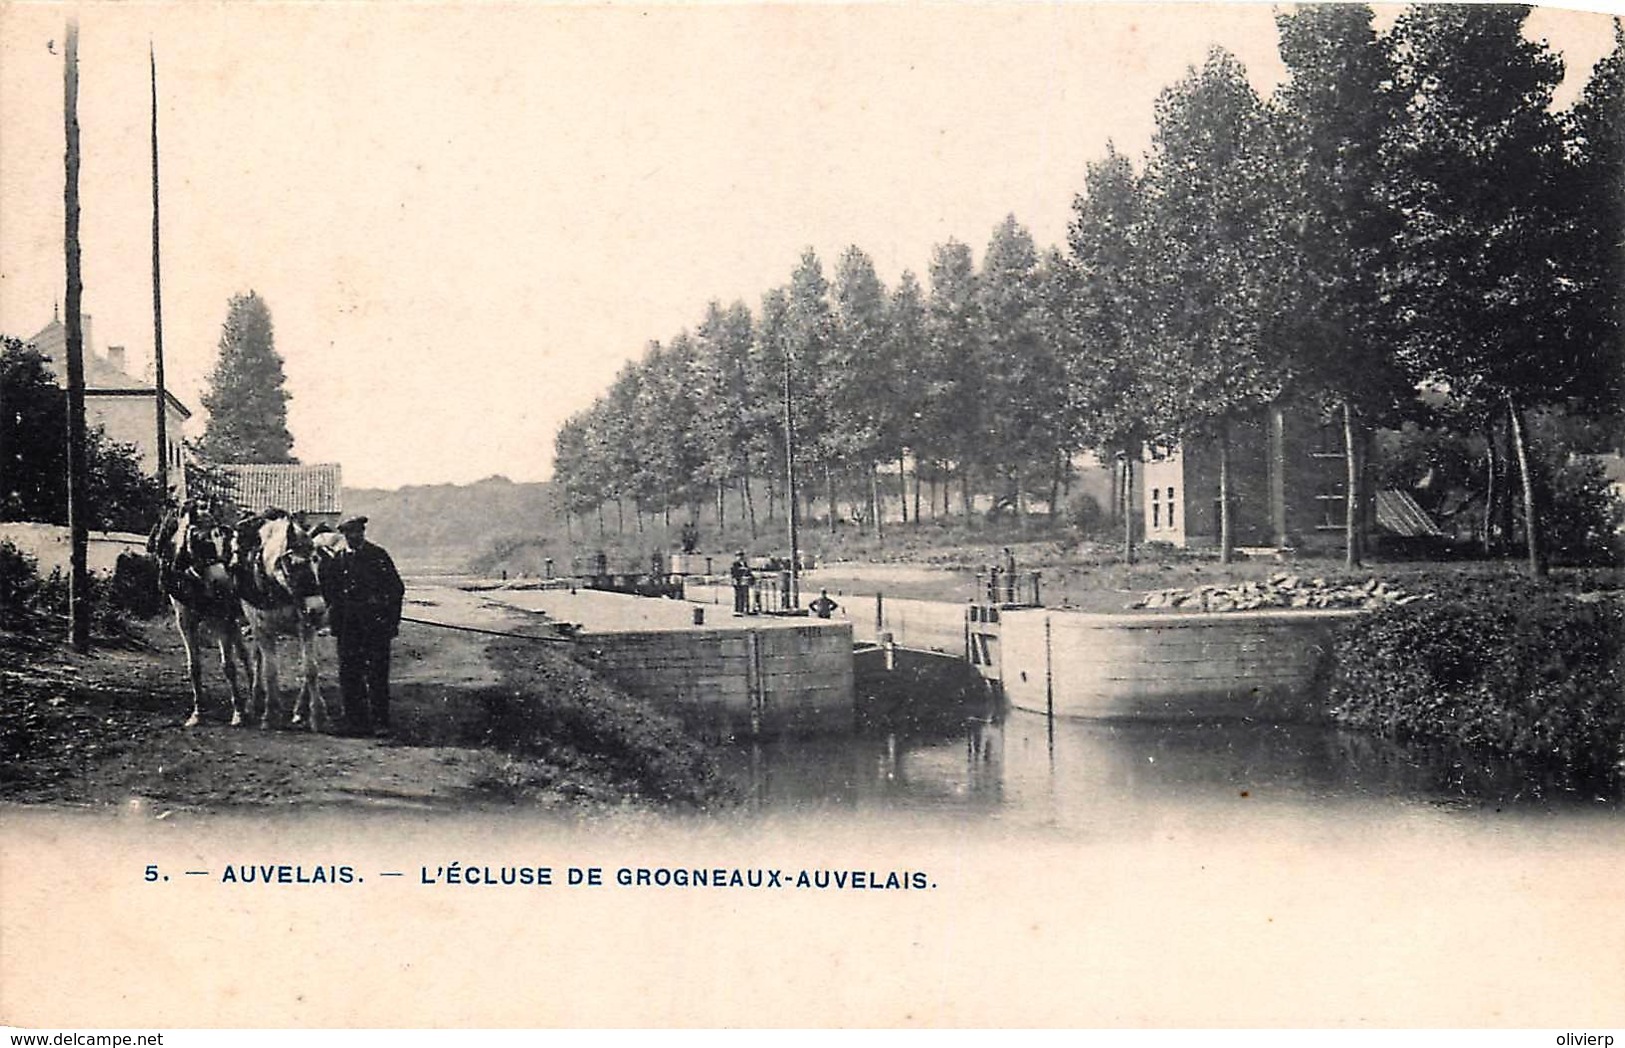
top-left (1, 0), bottom-right (1623, 1033)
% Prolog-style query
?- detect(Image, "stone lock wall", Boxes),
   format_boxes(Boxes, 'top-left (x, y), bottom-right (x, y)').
top-left (580, 621), bottom-right (855, 739)
top-left (995, 607), bottom-right (1362, 720)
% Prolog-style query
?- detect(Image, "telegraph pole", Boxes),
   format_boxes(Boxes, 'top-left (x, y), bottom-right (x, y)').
top-left (782, 341), bottom-right (800, 610)
top-left (151, 43), bottom-right (170, 498)
top-left (63, 20), bottom-right (90, 653)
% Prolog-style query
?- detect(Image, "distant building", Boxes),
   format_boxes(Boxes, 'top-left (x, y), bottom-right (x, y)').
top-left (29, 310), bottom-right (190, 495)
top-left (1574, 452), bottom-right (1625, 533)
top-left (1140, 404), bottom-right (1438, 551)
top-left (215, 463), bottom-right (344, 526)
top-left (1578, 452), bottom-right (1625, 500)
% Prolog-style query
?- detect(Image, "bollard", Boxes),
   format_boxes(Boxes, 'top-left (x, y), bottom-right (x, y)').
top-left (693, 607), bottom-right (705, 626)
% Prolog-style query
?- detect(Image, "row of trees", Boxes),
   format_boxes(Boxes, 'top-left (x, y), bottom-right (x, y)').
top-left (556, 6), bottom-right (1618, 571)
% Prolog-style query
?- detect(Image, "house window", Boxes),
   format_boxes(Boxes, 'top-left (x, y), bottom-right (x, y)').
top-left (1166, 487), bottom-right (1175, 529)
top-left (1152, 494), bottom-right (1161, 529)
top-left (1315, 485), bottom-right (1346, 530)
top-left (1311, 421), bottom-right (1343, 460)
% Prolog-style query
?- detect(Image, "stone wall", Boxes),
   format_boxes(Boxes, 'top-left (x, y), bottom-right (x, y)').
top-left (580, 620), bottom-right (854, 739)
top-left (860, 595), bottom-right (967, 654)
top-left (0, 522), bottom-right (147, 577)
top-left (688, 583), bottom-right (968, 655)
top-left (994, 607), bottom-right (1361, 720)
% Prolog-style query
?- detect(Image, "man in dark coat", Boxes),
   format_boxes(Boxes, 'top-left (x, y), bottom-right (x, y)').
top-left (730, 550), bottom-right (754, 615)
top-left (809, 589), bottom-right (839, 619)
top-left (328, 516), bottom-right (405, 736)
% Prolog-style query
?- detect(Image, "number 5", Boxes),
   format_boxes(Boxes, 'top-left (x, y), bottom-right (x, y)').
top-left (145, 864), bottom-right (158, 882)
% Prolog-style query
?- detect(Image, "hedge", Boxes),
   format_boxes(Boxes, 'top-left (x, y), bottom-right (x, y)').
top-left (1327, 578), bottom-right (1625, 783)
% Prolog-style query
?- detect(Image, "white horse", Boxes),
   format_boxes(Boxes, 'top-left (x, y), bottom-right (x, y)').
top-left (148, 502), bottom-right (254, 728)
top-left (232, 511), bottom-right (334, 731)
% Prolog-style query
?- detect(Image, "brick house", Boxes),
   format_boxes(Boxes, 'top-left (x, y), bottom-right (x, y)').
top-left (1141, 404), bottom-right (1379, 551)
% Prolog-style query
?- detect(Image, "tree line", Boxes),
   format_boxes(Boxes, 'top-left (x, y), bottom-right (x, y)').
top-left (552, 5), bottom-right (1622, 572)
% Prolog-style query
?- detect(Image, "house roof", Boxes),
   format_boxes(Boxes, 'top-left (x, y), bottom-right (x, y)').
top-left (216, 463), bottom-right (343, 515)
top-left (28, 316), bottom-right (193, 418)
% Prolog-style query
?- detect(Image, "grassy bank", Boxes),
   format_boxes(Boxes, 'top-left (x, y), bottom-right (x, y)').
top-left (395, 637), bottom-right (735, 809)
top-left (0, 610), bottom-right (734, 814)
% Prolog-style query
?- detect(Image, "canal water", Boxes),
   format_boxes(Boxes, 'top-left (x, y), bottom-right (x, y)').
top-left (716, 703), bottom-right (1624, 829)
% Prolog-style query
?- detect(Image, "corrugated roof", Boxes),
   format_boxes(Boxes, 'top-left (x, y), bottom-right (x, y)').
top-left (1375, 489), bottom-right (1444, 538)
top-left (216, 463), bottom-right (343, 515)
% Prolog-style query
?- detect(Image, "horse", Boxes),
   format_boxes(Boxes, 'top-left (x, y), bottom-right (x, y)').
top-left (147, 501), bottom-right (254, 728)
top-left (232, 509), bottom-right (334, 731)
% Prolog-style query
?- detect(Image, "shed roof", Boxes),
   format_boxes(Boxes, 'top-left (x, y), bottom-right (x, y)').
top-left (1576, 452), bottom-right (1625, 486)
top-left (216, 463), bottom-right (343, 515)
top-left (1374, 489), bottom-right (1444, 538)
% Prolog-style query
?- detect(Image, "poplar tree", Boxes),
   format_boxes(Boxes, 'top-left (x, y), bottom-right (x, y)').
top-left (695, 300), bottom-right (757, 530)
top-left (829, 246), bottom-right (892, 537)
top-left (750, 288), bottom-right (793, 525)
top-left (1272, 3), bottom-right (1410, 568)
top-left (1384, 5), bottom-right (1589, 576)
top-left (1140, 49), bottom-right (1285, 563)
top-left (198, 291), bottom-right (297, 464)
top-left (784, 250), bottom-right (836, 531)
top-left (1064, 145), bottom-right (1157, 559)
top-left (1568, 19), bottom-right (1625, 441)
top-left (887, 271), bottom-right (929, 524)
top-left (923, 240), bottom-right (983, 519)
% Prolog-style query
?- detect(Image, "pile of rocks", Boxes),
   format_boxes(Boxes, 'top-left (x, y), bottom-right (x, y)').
top-left (1129, 574), bottom-right (1428, 612)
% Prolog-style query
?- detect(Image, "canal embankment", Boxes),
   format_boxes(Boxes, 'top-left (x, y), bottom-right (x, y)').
top-left (0, 582), bottom-right (736, 813)
top-left (687, 575), bottom-right (1359, 721)
top-left (479, 588), bottom-right (854, 739)
top-left (467, 558), bottom-right (1623, 788)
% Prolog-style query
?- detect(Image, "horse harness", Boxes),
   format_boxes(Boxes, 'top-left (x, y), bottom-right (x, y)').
top-left (149, 506), bottom-right (239, 611)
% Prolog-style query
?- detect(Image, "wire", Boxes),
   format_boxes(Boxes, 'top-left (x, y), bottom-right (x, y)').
top-left (397, 614), bottom-right (576, 643)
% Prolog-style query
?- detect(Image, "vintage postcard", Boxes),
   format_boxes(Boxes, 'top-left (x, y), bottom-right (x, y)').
top-left (2, 0), bottom-right (1623, 1032)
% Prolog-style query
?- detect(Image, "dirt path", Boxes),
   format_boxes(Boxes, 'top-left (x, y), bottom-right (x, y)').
top-left (0, 584), bottom-right (728, 815)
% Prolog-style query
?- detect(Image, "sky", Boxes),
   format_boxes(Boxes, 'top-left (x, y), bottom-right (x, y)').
top-left (1, 2), bottom-right (1619, 491)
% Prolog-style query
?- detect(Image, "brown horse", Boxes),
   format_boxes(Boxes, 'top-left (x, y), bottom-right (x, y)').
top-left (148, 502), bottom-right (253, 728)
top-left (232, 510), bottom-right (333, 731)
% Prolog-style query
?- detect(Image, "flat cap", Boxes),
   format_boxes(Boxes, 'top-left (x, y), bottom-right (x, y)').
top-left (337, 515), bottom-right (369, 532)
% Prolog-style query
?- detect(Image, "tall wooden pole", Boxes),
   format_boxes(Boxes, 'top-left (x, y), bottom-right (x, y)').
top-left (151, 43), bottom-right (170, 498)
top-left (782, 342), bottom-right (800, 609)
top-left (1341, 399), bottom-right (1363, 570)
top-left (63, 20), bottom-right (90, 653)
top-left (1507, 392), bottom-right (1546, 578)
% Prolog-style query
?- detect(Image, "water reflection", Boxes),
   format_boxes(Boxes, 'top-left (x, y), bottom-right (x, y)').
top-left (719, 707), bottom-right (1623, 829)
